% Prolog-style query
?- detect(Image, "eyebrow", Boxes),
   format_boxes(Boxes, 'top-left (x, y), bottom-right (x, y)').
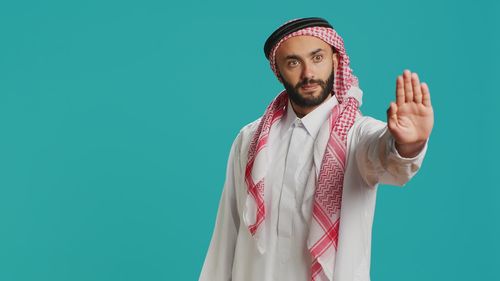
top-left (284, 48), bottom-right (325, 60)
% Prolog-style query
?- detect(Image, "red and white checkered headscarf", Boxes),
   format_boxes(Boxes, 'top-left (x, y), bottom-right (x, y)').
top-left (244, 21), bottom-right (362, 281)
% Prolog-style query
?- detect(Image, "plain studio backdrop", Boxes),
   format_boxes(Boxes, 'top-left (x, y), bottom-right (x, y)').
top-left (0, 0), bottom-right (498, 280)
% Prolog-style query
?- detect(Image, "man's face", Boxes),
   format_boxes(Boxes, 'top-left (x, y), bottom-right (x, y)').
top-left (275, 36), bottom-right (338, 108)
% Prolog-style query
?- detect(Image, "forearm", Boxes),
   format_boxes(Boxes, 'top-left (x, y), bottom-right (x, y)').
top-left (354, 117), bottom-right (428, 187)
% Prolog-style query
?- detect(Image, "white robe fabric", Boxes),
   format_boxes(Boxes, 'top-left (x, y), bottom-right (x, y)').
top-left (199, 95), bottom-right (427, 281)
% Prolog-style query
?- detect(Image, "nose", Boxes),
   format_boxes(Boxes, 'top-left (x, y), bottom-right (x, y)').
top-left (300, 61), bottom-right (315, 81)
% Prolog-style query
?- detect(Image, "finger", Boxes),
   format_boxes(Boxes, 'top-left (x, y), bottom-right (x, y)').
top-left (403, 69), bottom-right (413, 103)
top-left (412, 73), bottom-right (422, 104)
top-left (396, 75), bottom-right (404, 106)
top-left (421, 82), bottom-right (432, 107)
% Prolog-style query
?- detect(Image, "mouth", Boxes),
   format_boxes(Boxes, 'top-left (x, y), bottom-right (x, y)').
top-left (300, 84), bottom-right (319, 92)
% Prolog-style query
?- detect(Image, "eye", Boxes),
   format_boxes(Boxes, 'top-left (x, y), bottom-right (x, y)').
top-left (313, 54), bottom-right (323, 62)
top-left (288, 60), bottom-right (299, 67)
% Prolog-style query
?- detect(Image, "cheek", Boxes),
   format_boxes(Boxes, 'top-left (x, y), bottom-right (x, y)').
top-left (279, 68), bottom-right (301, 84)
top-left (319, 62), bottom-right (334, 78)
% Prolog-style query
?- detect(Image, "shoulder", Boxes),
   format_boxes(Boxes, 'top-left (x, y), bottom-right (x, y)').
top-left (235, 117), bottom-right (261, 149)
top-left (238, 117), bottom-right (261, 138)
top-left (228, 117), bottom-right (262, 165)
top-left (231, 117), bottom-right (262, 161)
top-left (349, 114), bottom-right (387, 143)
top-left (352, 114), bottom-right (385, 131)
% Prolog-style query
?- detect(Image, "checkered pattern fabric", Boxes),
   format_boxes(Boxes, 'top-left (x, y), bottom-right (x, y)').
top-left (245, 25), bottom-right (361, 281)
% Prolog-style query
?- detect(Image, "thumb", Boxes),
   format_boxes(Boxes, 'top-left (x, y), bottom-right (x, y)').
top-left (387, 102), bottom-right (398, 122)
top-left (387, 102), bottom-right (399, 130)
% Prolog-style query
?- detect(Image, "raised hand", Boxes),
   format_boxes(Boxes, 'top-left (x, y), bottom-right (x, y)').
top-left (387, 70), bottom-right (434, 158)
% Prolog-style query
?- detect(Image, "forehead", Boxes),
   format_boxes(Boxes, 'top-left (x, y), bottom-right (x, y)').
top-left (275, 35), bottom-right (331, 59)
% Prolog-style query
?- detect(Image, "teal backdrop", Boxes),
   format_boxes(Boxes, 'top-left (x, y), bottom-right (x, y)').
top-left (1, 0), bottom-right (498, 280)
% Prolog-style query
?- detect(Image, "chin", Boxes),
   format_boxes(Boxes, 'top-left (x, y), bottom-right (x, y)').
top-left (300, 90), bottom-right (322, 99)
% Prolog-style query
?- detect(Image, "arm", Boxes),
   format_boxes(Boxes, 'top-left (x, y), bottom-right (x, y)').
top-left (354, 117), bottom-right (427, 187)
top-left (199, 137), bottom-right (241, 281)
top-left (355, 70), bottom-right (433, 186)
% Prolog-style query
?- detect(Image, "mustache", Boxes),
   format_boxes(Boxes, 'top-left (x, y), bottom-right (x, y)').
top-left (295, 78), bottom-right (327, 89)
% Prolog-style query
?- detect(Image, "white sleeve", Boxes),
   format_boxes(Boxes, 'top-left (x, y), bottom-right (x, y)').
top-left (199, 135), bottom-right (242, 281)
top-left (353, 116), bottom-right (428, 187)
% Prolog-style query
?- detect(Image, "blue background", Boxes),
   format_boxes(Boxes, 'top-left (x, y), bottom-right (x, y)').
top-left (1, 0), bottom-right (498, 280)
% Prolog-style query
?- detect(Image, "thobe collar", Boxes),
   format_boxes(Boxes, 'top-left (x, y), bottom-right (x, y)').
top-left (283, 95), bottom-right (339, 139)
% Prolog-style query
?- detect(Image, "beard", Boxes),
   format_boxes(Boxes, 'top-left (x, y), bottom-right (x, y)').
top-left (282, 70), bottom-right (335, 108)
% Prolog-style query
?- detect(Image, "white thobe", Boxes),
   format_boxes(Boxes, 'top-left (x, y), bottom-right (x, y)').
top-left (199, 94), bottom-right (427, 281)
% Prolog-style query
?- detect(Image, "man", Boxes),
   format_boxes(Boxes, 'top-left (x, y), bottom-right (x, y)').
top-left (199, 17), bottom-right (433, 281)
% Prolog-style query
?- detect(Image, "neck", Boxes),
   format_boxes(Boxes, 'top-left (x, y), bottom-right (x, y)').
top-left (290, 95), bottom-right (332, 118)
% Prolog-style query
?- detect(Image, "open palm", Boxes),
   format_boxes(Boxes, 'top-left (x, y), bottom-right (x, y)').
top-left (387, 70), bottom-right (434, 147)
